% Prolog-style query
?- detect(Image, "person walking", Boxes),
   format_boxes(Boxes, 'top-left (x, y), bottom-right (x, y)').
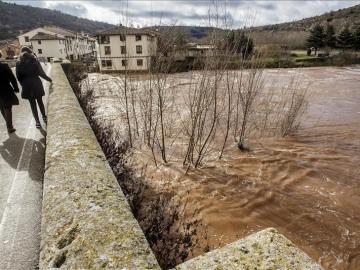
top-left (0, 50), bottom-right (19, 133)
top-left (16, 47), bottom-right (52, 128)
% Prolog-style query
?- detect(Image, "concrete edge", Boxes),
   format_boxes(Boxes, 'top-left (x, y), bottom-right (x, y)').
top-left (175, 228), bottom-right (323, 270)
top-left (39, 63), bottom-right (160, 269)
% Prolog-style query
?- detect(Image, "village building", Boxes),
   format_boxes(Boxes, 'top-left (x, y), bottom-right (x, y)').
top-left (173, 42), bottom-right (215, 60)
top-left (0, 39), bottom-right (20, 59)
top-left (18, 26), bottom-right (96, 61)
top-left (96, 26), bottom-right (158, 71)
top-left (30, 32), bottom-right (67, 61)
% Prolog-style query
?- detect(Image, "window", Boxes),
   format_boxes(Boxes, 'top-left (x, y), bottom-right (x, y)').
top-left (121, 46), bottom-right (126, 54)
top-left (137, 59), bottom-right (143, 66)
top-left (136, 45), bottom-right (142, 54)
top-left (121, 59), bottom-right (128, 67)
top-left (38, 49), bottom-right (42, 54)
top-left (135, 35), bottom-right (142, 41)
top-left (101, 60), bottom-right (112, 67)
top-left (104, 46), bottom-right (111, 55)
top-left (120, 34), bottom-right (126, 42)
top-left (38, 40), bottom-right (41, 45)
top-left (99, 35), bottom-right (110, 44)
top-left (25, 36), bottom-right (29, 42)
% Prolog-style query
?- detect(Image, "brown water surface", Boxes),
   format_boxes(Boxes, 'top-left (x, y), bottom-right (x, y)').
top-left (183, 66), bottom-right (360, 270)
top-left (86, 65), bottom-right (360, 269)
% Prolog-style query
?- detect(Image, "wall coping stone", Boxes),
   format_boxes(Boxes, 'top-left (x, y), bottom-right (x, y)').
top-left (40, 63), bottom-right (160, 269)
top-left (175, 228), bottom-right (323, 270)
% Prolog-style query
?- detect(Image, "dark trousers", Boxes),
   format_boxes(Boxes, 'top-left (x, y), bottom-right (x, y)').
top-left (28, 97), bottom-right (46, 124)
top-left (0, 102), bottom-right (13, 130)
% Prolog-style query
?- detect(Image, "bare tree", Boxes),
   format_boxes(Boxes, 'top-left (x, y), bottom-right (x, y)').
top-left (234, 57), bottom-right (265, 150)
top-left (279, 78), bottom-right (308, 137)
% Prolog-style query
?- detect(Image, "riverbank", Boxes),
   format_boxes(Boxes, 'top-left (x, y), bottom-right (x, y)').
top-left (162, 51), bottom-right (360, 73)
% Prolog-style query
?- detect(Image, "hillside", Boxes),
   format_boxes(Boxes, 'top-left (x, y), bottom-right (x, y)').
top-left (148, 4), bottom-right (360, 48)
top-left (256, 4), bottom-right (360, 32)
top-left (146, 25), bottom-right (219, 42)
top-left (1, 1), bottom-right (359, 46)
top-left (0, 1), bottom-right (114, 40)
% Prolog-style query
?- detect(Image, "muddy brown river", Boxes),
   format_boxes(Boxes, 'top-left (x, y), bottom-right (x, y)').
top-left (84, 65), bottom-right (360, 269)
top-left (182, 66), bottom-right (360, 270)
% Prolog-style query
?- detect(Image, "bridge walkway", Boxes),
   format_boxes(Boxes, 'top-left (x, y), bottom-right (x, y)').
top-left (0, 64), bottom-right (51, 270)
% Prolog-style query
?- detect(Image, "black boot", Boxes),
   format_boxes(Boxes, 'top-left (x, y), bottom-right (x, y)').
top-left (7, 127), bottom-right (16, 133)
top-left (5, 107), bottom-right (16, 133)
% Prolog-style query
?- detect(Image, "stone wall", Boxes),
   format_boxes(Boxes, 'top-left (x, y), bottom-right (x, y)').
top-left (175, 228), bottom-right (323, 270)
top-left (40, 63), bottom-right (160, 269)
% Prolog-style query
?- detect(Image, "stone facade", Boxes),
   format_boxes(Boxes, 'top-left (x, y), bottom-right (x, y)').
top-left (96, 26), bottom-right (158, 72)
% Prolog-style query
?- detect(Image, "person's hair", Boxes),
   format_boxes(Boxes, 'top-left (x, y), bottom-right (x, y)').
top-left (20, 51), bottom-right (34, 62)
top-left (0, 50), bottom-right (2, 58)
top-left (21, 46), bottom-right (33, 54)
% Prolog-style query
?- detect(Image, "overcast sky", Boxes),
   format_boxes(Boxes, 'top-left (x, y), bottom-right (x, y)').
top-left (7, 1), bottom-right (360, 27)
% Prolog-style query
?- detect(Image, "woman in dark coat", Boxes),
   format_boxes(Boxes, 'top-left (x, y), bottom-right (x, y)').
top-left (0, 50), bottom-right (19, 133)
top-left (16, 47), bottom-right (52, 128)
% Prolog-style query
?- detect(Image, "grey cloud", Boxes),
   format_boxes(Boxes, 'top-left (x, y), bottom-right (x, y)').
top-left (89, 0), bottom-right (245, 9)
top-left (7, 0), bottom-right (360, 27)
top-left (51, 3), bottom-right (87, 17)
top-left (256, 2), bottom-right (276, 10)
top-left (121, 9), bottom-right (234, 21)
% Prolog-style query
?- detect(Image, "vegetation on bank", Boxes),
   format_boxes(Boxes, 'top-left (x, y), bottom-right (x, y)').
top-left (306, 23), bottom-right (360, 52)
top-left (155, 51), bottom-right (360, 73)
top-left (263, 51), bottom-right (360, 69)
top-left (63, 63), bottom-right (209, 269)
top-left (155, 21), bottom-right (360, 73)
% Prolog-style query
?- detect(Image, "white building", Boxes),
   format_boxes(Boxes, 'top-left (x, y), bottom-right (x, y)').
top-left (96, 26), bottom-right (158, 72)
top-left (18, 26), bottom-right (96, 61)
top-left (30, 32), bottom-right (67, 61)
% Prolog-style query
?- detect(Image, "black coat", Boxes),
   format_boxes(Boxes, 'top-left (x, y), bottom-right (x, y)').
top-left (16, 54), bottom-right (52, 100)
top-left (0, 62), bottom-right (19, 107)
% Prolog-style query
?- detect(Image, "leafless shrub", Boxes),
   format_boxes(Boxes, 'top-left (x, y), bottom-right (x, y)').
top-left (278, 79), bottom-right (308, 137)
top-left (66, 64), bottom-right (208, 269)
top-left (233, 57), bottom-right (265, 150)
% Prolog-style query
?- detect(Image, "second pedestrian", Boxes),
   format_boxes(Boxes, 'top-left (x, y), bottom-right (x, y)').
top-left (16, 47), bottom-right (52, 129)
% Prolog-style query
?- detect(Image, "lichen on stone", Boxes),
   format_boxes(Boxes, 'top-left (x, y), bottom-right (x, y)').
top-left (40, 64), bottom-right (160, 269)
top-left (175, 228), bottom-right (323, 270)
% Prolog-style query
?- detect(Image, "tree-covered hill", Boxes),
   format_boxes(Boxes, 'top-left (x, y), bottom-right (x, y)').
top-left (0, 1), bottom-right (114, 40)
top-left (149, 4), bottom-right (360, 45)
top-left (255, 4), bottom-right (360, 32)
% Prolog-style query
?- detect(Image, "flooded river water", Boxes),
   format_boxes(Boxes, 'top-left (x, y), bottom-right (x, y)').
top-left (183, 66), bottom-right (360, 270)
top-left (84, 65), bottom-right (360, 269)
